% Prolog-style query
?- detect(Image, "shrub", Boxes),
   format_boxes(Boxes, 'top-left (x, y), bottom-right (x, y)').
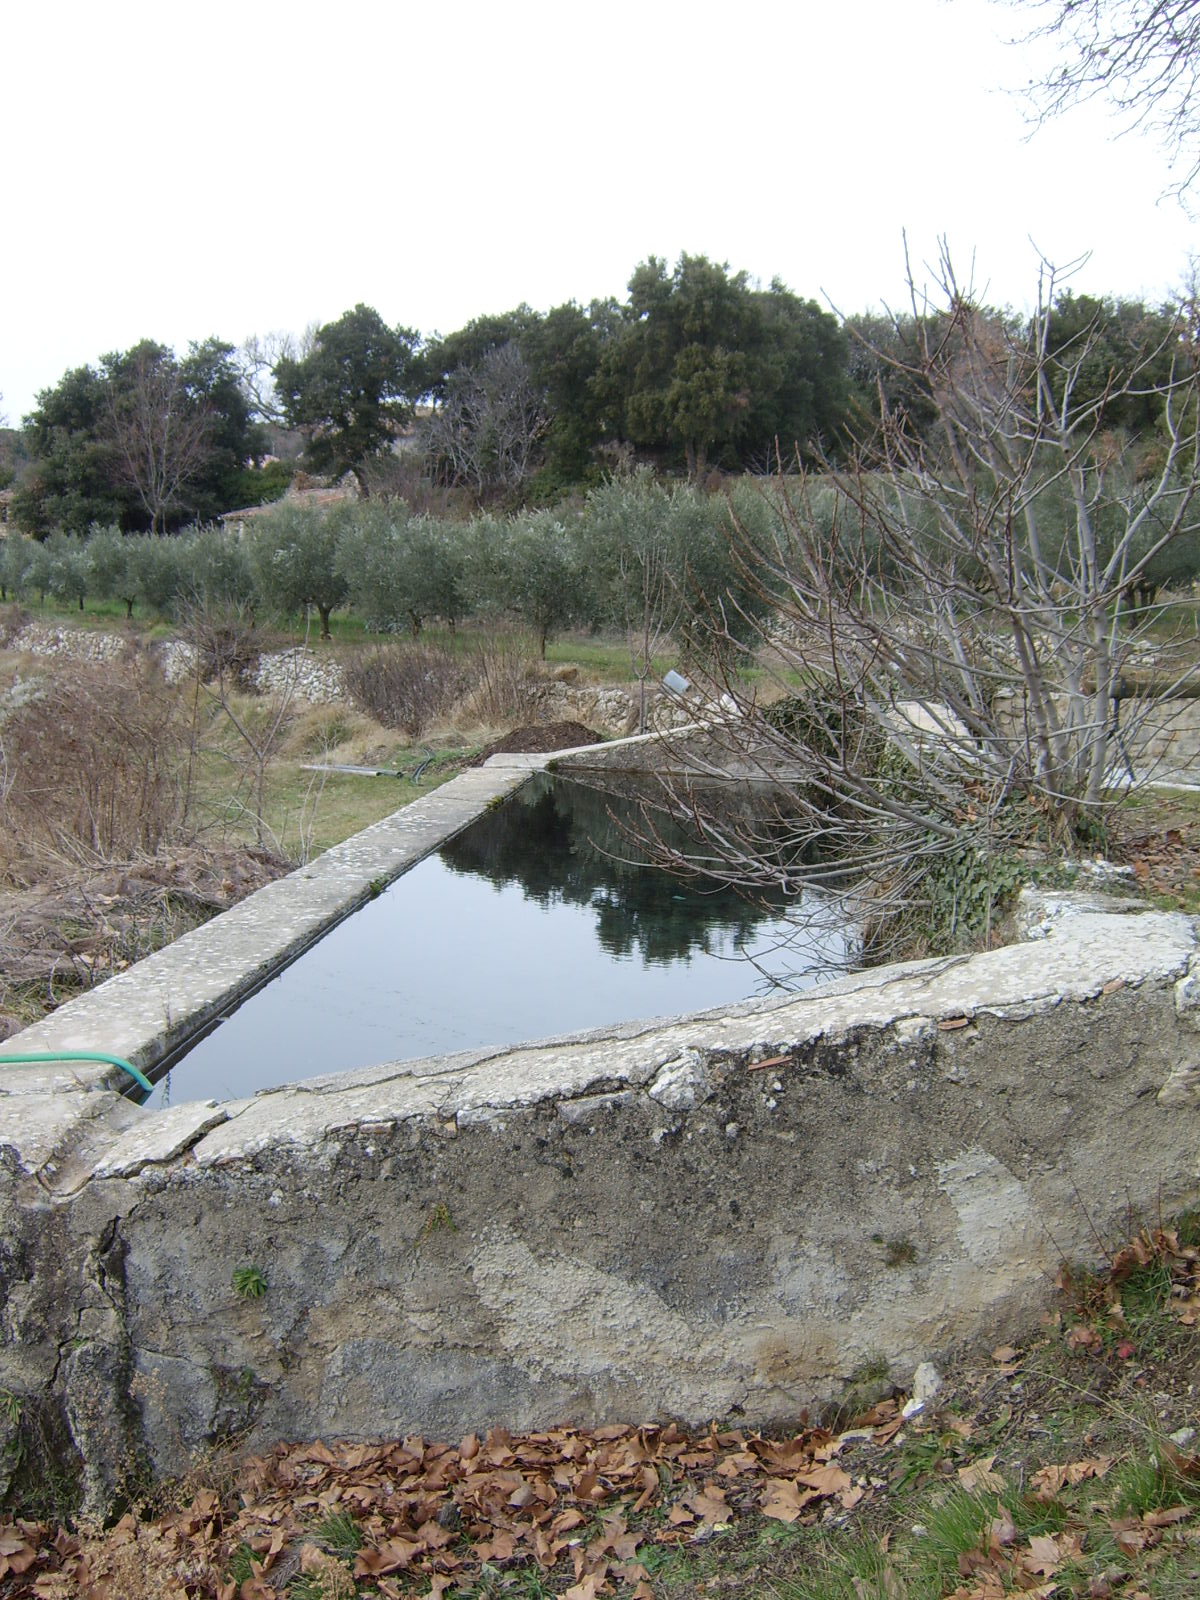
top-left (183, 606), bottom-right (265, 690)
top-left (0, 660), bottom-right (188, 866)
top-left (464, 632), bottom-right (544, 724)
top-left (342, 642), bottom-right (472, 736)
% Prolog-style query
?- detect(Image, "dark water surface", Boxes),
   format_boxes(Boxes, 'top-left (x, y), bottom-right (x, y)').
top-left (147, 777), bottom-right (852, 1106)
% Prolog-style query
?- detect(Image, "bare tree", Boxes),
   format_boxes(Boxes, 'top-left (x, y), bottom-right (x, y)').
top-left (631, 246), bottom-right (1200, 956)
top-left (185, 603), bottom-right (298, 853)
top-left (239, 326), bottom-right (318, 424)
top-left (423, 342), bottom-right (549, 501)
top-left (1012, 0), bottom-right (1200, 198)
top-left (103, 346), bottom-right (214, 534)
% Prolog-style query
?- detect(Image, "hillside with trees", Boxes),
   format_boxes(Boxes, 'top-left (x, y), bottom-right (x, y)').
top-left (4, 251), bottom-right (1192, 537)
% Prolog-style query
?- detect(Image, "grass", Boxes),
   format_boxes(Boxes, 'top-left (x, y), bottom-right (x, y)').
top-left (184, 690), bottom-right (480, 860)
top-left (1112, 785), bottom-right (1200, 915)
top-left (2, 599), bottom-right (638, 877)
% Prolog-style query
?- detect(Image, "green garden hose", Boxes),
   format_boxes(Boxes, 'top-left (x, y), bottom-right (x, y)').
top-left (0, 1050), bottom-right (153, 1095)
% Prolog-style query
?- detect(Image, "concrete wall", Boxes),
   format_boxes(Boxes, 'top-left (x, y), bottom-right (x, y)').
top-left (991, 690), bottom-right (1200, 783)
top-left (2, 756), bottom-right (1200, 1513)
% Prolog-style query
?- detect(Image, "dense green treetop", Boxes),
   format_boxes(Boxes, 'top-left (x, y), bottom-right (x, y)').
top-left (12, 339), bottom-right (266, 535)
top-left (177, 337), bottom-right (267, 519)
top-left (596, 254), bottom-right (849, 478)
top-left (10, 256), bottom-right (1197, 534)
top-left (273, 304), bottom-right (419, 496)
top-left (13, 363), bottom-right (130, 534)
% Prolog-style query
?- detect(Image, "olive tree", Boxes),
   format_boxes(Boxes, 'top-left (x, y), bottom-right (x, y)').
top-left (0, 533), bottom-right (38, 602)
top-left (246, 500), bottom-right (350, 638)
top-left (87, 525), bottom-right (142, 618)
top-left (580, 473), bottom-right (681, 729)
top-left (178, 524), bottom-right (257, 614)
top-left (43, 531), bottom-right (92, 611)
top-left (336, 503), bottom-right (467, 635)
top-left (468, 510), bottom-right (585, 657)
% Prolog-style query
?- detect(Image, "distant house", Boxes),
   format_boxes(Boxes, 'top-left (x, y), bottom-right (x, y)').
top-left (218, 481), bottom-right (356, 538)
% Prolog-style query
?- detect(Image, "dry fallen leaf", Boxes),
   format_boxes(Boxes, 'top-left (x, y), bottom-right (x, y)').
top-left (1021, 1529), bottom-right (1082, 1577)
top-left (957, 1455), bottom-right (1005, 1493)
top-left (760, 1480), bottom-right (819, 1525)
top-left (796, 1464), bottom-right (853, 1496)
top-left (1141, 1504), bottom-right (1193, 1528)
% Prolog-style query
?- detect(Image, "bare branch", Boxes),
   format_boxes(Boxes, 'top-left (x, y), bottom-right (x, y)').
top-left (1010, 0), bottom-right (1200, 199)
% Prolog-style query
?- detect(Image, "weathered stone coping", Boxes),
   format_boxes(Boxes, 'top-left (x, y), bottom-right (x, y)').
top-left (82, 900), bottom-right (1195, 1181)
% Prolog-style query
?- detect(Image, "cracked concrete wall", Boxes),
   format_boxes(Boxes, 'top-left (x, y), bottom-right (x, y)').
top-left (3, 891), bottom-right (1200, 1512)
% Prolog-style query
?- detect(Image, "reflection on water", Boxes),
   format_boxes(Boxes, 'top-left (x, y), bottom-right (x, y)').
top-left (147, 776), bottom-right (854, 1107)
top-left (440, 776), bottom-right (788, 965)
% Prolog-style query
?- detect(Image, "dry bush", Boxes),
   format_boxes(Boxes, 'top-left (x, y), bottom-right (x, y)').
top-left (342, 642), bottom-right (473, 736)
top-left (0, 660), bottom-right (189, 873)
top-left (0, 845), bottom-right (290, 1031)
top-left (278, 702), bottom-right (385, 761)
top-left (460, 632), bottom-right (545, 725)
top-left (188, 613), bottom-right (263, 689)
top-left (0, 604), bottom-right (30, 646)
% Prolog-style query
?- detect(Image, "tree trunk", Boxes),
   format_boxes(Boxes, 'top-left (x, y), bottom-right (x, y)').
top-left (318, 603), bottom-right (332, 640)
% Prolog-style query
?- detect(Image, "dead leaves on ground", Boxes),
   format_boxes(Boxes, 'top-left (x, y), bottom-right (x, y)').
top-left (1056, 1224), bottom-right (1200, 1351)
top-left (947, 1496), bottom-right (1199, 1600)
top-left (6, 1418), bottom-right (1200, 1598)
top-left (0, 1413), bottom-right (899, 1598)
top-left (930, 1445), bottom-right (1200, 1600)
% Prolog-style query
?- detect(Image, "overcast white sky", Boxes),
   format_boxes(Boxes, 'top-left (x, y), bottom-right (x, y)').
top-left (1, 0), bottom-right (1195, 422)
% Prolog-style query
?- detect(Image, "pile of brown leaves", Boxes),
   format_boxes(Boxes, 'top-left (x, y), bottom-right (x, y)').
top-left (0, 1410), bottom-right (900, 1599)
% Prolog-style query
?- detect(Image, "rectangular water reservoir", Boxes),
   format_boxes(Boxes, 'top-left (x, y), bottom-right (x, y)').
top-left (146, 775), bottom-right (853, 1106)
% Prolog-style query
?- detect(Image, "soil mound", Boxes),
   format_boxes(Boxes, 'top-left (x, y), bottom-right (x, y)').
top-left (467, 720), bottom-right (602, 766)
